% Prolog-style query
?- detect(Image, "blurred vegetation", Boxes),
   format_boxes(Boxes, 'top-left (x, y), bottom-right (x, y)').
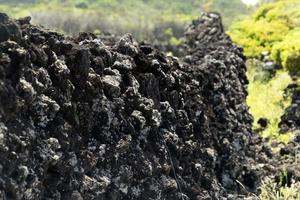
top-left (246, 61), bottom-right (292, 142)
top-left (228, 0), bottom-right (300, 143)
top-left (229, 0), bottom-right (300, 73)
top-left (271, 29), bottom-right (300, 73)
top-left (0, 0), bottom-right (250, 43)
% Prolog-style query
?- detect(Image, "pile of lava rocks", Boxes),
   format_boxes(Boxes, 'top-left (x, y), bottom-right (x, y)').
top-left (0, 12), bottom-right (275, 200)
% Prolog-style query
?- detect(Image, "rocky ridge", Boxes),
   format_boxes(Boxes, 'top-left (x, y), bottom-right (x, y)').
top-left (0, 12), bottom-right (274, 200)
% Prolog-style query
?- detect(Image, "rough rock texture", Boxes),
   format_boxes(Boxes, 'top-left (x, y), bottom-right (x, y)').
top-left (281, 82), bottom-right (300, 134)
top-left (0, 12), bottom-right (271, 200)
top-left (276, 80), bottom-right (300, 184)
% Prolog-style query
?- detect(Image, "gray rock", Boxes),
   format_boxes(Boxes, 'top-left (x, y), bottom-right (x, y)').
top-left (102, 75), bottom-right (122, 98)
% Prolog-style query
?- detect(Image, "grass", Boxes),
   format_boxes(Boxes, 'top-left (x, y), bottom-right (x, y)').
top-left (246, 60), bottom-right (292, 143)
top-left (259, 177), bottom-right (300, 200)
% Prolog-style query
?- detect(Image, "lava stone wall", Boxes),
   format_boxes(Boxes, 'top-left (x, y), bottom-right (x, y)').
top-left (0, 12), bottom-right (261, 200)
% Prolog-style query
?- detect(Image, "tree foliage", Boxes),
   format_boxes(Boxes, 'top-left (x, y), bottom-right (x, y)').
top-left (229, 0), bottom-right (300, 73)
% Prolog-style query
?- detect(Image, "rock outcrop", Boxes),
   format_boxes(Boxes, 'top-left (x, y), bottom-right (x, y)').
top-left (0, 12), bottom-right (271, 200)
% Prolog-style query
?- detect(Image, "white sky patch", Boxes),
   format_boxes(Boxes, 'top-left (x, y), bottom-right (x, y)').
top-left (241, 0), bottom-right (259, 6)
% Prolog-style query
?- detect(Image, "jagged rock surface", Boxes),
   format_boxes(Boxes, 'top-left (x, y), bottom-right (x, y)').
top-left (281, 82), bottom-right (300, 134)
top-left (0, 12), bottom-right (270, 200)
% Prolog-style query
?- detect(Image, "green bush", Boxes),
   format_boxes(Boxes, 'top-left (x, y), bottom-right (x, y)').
top-left (271, 29), bottom-right (300, 73)
top-left (229, 18), bottom-right (290, 56)
top-left (229, 0), bottom-right (300, 73)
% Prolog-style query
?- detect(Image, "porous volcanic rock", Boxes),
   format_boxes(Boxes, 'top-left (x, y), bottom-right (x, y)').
top-left (276, 80), bottom-right (300, 184)
top-left (0, 12), bottom-right (271, 200)
top-left (281, 81), bottom-right (300, 134)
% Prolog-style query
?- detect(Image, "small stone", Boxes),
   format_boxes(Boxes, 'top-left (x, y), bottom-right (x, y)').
top-left (0, 24), bottom-right (9, 42)
top-left (151, 109), bottom-right (161, 127)
top-left (18, 166), bottom-right (29, 180)
top-left (18, 78), bottom-right (37, 103)
top-left (130, 110), bottom-right (146, 130)
top-left (204, 148), bottom-right (216, 163)
top-left (32, 94), bottom-right (60, 127)
top-left (161, 175), bottom-right (178, 191)
top-left (103, 68), bottom-right (121, 76)
top-left (82, 175), bottom-right (101, 191)
top-left (138, 98), bottom-right (154, 117)
top-left (257, 118), bottom-right (268, 128)
top-left (47, 138), bottom-right (61, 150)
top-left (0, 123), bottom-right (6, 147)
top-left (0, 13), bottom-right (9, 23)
top-left (17, 16), bottom-right (31, 25)
top-left (115, 33), bottom-right (138, 56)
top-left (71, 191), bottom-right (83, 200)
top-left (112, 59), bottom-right (133, 73)
top-left (102, 75), bottom-right (122, 98)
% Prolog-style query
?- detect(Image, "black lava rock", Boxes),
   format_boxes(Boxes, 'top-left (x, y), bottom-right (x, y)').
top-left (0, 12), bottom-right (274, 200)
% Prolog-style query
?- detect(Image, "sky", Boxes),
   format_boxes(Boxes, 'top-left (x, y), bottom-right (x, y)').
top-left (241, 0), bottom-right (259, 5)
